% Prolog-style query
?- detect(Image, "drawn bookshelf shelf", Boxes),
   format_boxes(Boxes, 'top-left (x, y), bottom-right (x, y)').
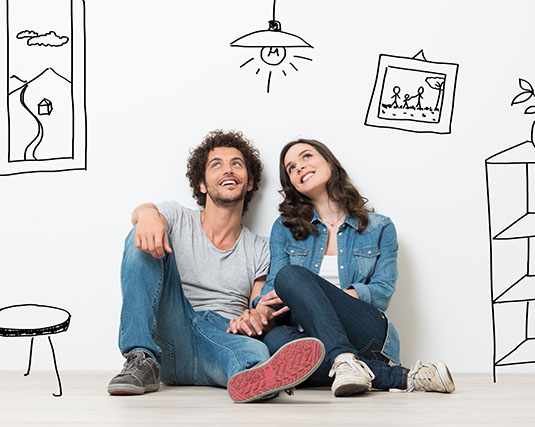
top-left (486, 140), bottom-right (535, 382)
top-left (494, 275), bottom-right (535, 303)
top-left (493, 213), bottom-right (535, 240)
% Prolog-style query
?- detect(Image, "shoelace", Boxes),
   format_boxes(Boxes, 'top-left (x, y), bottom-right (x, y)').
top-left (120, 352), bottom-right (147, 375)
top-left (328, 356), bottom-right (375, 381)
top-left (406, 360), bottom-right (435, 392)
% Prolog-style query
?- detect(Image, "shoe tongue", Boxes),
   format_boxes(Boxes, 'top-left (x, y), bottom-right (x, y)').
top-left (337, 353), bottom-right (356, 363)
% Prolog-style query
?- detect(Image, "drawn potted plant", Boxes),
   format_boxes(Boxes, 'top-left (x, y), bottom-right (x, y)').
top-left (511, 78), bottom-right (535, 145)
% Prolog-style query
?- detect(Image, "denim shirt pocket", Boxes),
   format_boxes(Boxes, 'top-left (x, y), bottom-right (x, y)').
top-left (284, 244), bottom-right (309, 267)
top-left (353, 246), bottom-right (380, 279)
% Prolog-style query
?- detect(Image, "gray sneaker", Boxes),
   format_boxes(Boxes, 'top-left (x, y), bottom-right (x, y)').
top-left (107, 351), bottom-right (160, 395)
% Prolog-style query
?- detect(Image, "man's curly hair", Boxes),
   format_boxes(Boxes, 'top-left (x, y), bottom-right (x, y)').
top-left (186, 130), bottom-right (263, 213)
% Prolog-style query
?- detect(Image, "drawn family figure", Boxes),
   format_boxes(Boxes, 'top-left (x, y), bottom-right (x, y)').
top-left (386, 86), bottom-right (401, 108)
top-left (408, 86), bottom-right (424, 110)
top-left (384, 85), bottom-right (424, 110)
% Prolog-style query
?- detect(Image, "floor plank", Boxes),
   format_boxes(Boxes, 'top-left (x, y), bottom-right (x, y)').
top-left (1, 372), bottom-right (534, 426)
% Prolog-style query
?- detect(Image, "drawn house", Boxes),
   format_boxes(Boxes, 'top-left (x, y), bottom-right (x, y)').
top-left (38, 98), bottom-right (53, 115)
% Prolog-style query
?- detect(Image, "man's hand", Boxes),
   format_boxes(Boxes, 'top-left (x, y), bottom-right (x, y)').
top-left (226, 309), bottom-right (274, 338)
top-left (134, 206), bottom-right (172, 259)
top-left (343, 288), bottom-right (359, 299)
top-left (258, 290), bottom-right (290, 317)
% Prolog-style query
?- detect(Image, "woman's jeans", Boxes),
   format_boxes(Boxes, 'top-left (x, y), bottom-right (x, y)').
top-left (118, 227), bottom-right (270, 387)
top-left (263, 265), bottom-right (408, 390)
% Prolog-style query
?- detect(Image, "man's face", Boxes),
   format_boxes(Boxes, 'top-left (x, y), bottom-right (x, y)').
top-left (200, 147), bottom-right (253, 208)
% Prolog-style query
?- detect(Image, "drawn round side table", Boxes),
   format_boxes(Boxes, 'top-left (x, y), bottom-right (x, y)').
top-left (0, 304), bottom-right (71, 397)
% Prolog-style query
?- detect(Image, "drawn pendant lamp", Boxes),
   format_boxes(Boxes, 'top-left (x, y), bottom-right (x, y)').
top-left (230, 0), bottom-right (313, 93)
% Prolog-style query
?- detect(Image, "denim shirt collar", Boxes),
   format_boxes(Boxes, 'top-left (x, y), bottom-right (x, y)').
top-left (310, 207), bottom-right (360, 231)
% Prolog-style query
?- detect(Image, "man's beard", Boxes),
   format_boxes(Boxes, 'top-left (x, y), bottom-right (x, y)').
top-left (205, 182), bottom-right (248, 208)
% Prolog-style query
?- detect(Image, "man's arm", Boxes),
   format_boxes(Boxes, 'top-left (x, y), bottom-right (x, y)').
top-left (132, 203), bottom-right (172, 259)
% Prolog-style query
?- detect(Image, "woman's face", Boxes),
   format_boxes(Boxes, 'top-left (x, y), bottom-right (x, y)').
top-left (283, 143), bottom-right (332, 200)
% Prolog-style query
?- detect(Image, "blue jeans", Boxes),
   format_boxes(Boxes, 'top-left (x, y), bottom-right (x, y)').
top-left (118, 227), bottom-right (270, 387)
top-left (263, 265), bottom-right (408, 390)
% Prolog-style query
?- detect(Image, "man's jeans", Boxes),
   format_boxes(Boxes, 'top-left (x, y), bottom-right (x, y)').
top-left (263, 265), bottom-right (408, 390)
top-left (118, 227), bottom-right (270, 387)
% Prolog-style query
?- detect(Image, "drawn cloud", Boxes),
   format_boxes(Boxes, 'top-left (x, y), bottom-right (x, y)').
top-left (16, 30), bottom-right (69, 47)
top-left (16, 30), bottom-right (39, 39)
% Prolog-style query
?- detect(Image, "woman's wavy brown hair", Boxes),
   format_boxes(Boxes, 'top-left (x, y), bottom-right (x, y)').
top-left (279, 138), bottom-right (370, 240)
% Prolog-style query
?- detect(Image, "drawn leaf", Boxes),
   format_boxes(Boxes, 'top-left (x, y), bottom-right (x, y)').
top-left (511, 91), bottom-right (533, 105)
top-left (519, 78), bottom-right (534, 93)
top-left (524, 106), bottom-right (535, 114)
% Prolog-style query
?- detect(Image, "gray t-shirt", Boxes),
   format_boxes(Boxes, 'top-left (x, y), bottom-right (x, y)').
top-left (157, 201), bottom-right (270, 319)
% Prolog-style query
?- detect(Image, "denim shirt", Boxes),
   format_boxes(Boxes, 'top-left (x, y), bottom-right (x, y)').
top-left (253, 210), bottom-right (401, 365)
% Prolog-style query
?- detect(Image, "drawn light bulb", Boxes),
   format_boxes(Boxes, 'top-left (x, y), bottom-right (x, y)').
top-left (260, 46), bottom-right (287, 66)
top-left (230, 1), bottom-right (313, 93)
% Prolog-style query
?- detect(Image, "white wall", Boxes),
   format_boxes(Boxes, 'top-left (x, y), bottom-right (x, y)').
top-left (1, 0), bottom-right (534, 374)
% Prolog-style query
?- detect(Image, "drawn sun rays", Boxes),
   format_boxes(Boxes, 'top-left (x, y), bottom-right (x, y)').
top-left (230, 0), bottom-right (313, 93)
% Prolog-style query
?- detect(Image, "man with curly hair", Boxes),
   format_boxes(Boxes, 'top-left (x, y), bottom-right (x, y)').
top-left (108, 130), bottom-right (325, 403)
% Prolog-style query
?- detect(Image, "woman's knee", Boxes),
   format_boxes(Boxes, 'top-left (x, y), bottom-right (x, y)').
top-left (274, 265), bottom-right (308, 296)
top-left (263, 326), bottom-right (291, 355)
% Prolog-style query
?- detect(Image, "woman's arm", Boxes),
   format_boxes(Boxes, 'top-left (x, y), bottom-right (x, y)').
top-left (251, 218), bottom-right (290, 308)
top-left (350, 218), bottom-right (399, 312)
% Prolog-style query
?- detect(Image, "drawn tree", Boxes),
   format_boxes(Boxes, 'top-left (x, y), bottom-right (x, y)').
top-left (425, 76), bottom-right (445, 111)
top-left (511, 78), bottom-right (535, 143)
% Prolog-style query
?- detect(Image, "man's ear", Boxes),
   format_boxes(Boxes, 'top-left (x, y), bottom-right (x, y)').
top-left (247, 177), bottom-right (254, 192)
top-left (199, 180), bottom-right (207, 194)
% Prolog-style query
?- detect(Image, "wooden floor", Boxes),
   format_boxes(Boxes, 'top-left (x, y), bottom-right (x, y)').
top-left (1, 372), bottom-right (534, 426)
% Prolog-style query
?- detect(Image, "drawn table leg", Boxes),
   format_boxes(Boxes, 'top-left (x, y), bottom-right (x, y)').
top-left (48, 336), bottom-right (63, 397)
top-left (24, 337), bottom-right (34, 376)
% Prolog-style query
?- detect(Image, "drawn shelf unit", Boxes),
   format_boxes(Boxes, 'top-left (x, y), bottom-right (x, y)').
top-left (486, 140), bottom-right (535, 382)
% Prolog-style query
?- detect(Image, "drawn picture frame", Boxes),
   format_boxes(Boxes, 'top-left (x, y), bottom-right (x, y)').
top-left (365, 54), bottom-right (458, 134)
top-left (0, 0), bottom-right (86, 177)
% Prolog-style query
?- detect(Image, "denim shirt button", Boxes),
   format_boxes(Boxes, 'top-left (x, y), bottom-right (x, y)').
top-left (320, 247), bottom-right (324, 251)
top-left (315, 264), bottom-right (319, 268)
top-left (338, 232), bottom-right (342, 236)
top-left (340, 265), bottom-right (344, 269)
top-left (323, 228), bottom-right (326, 232)
top-left (340, 249), bottom-right (343, 253)
top-left (291, 250), bottom-right (294, 254)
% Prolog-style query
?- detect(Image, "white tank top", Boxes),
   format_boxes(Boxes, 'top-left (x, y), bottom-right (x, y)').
top-left (318, 255), bottom-right (340, 288)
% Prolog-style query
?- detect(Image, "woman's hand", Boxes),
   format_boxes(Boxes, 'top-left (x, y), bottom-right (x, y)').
top-left (343, 288), bottom-right (359, 299)
top-left (259, 290), bottom-right (290, 317)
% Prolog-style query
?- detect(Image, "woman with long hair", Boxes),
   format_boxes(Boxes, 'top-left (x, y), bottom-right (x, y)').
top-left (249, 138), bottom-right (454, 396)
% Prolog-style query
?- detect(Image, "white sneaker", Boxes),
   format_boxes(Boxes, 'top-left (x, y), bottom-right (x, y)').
top-left (406, 360), bottom-right (455, 393)
top-left (328, 353), bottom-right (375, 396)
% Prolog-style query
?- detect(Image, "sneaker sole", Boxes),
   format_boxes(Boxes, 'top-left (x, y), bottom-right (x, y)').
top-left (333, 380), bottom-right (370, 397)
top-left (227, 337), bottom-right (325, 403)
top-left (108, 382), bottom-right (160, 395)
top-left (435, 361), bottom-right (455, 393)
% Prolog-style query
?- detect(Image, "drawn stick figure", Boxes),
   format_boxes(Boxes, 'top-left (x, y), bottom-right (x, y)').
top-left (389, 86), bottom-right (401, 108)
top-left (412, 86), bottom-right (424, 110)
top-left (403, 94), bottom-right (410, 108)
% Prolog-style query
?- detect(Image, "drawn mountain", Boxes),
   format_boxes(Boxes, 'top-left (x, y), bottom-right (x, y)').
top-left (9, 75), bottom-right (27, 94)
top-left (8, 68), bottom-right (73, 161)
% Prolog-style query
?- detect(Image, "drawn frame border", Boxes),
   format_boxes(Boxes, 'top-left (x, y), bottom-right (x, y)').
top-left (0, 0), bottom-right (86, 176)
top-left (365, 54), bottom-right (459, 134)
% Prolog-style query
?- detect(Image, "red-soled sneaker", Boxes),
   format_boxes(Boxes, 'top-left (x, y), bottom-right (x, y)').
top-left (227, 337), bottom-right (325, 403)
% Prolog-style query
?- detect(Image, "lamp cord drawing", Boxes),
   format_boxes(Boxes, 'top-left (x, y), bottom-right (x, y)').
top-left (0, 304), bottom-right (71, 397)
top-left (230, 0), bottom-right (313, 93)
